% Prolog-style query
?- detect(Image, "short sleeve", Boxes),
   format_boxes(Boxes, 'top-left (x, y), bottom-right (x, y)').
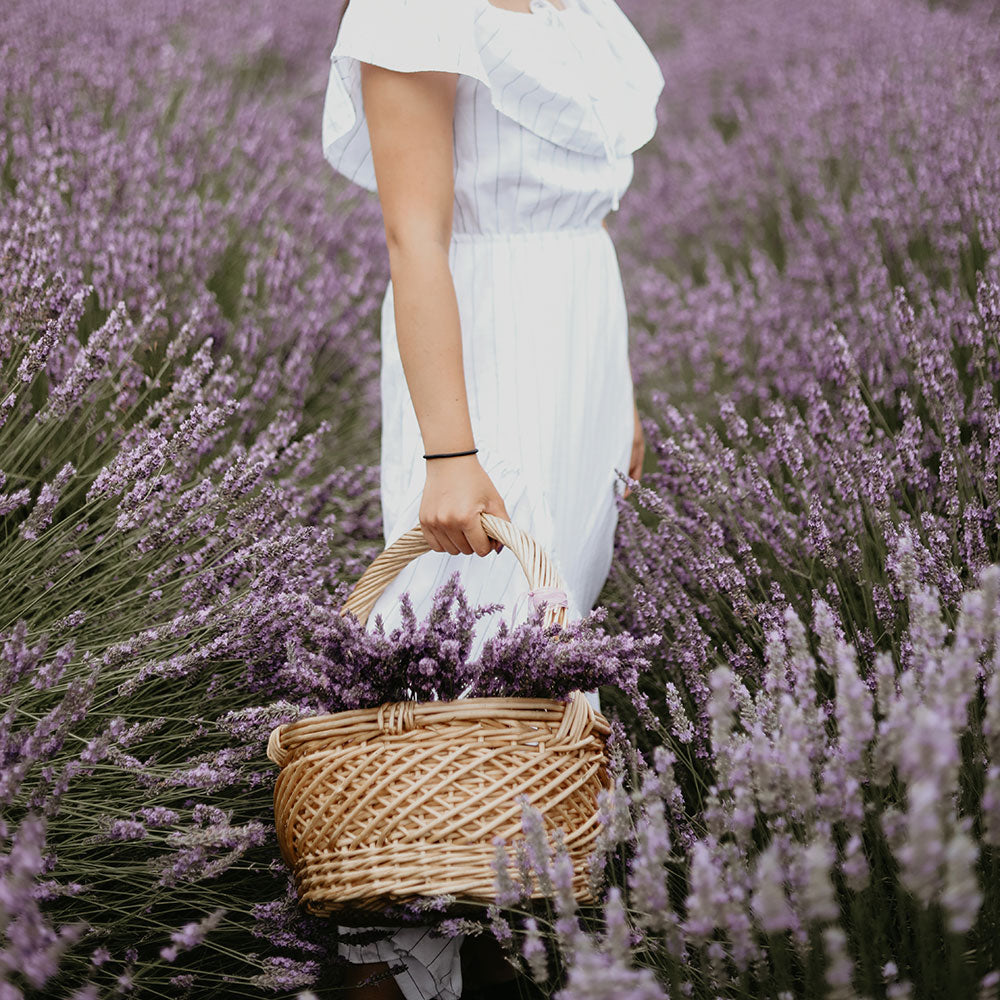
top-left (321, 0), bottom-right (491, 193)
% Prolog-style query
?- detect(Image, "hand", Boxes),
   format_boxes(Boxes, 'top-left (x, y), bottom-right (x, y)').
top-left (623, 400), bottom-right (644, 499)
top-left (419, 454), bottom-right (511, 556)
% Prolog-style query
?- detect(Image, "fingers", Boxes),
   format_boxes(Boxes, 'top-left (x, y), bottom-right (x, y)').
top-left (631, 438), bottom-right (645, 476)
top-left (434, 502), bottom-right (510, 557)
top-left (420, 517), bottom-right (478, 556)
top-left (469, 505), bottom-right (510, 557)
top-left (629, 406), bottom-right (645, 495)
top-left (420, 523), bottom-right (459, 555)
top-left (466, 517), bottom-right (494, 558)
top-left (448, 528), bottom-right (476, 556)
top-left (628, 433), bottom-right (645, 488)
top-left (421, 513), bottom-right (508, 557)
top-left (624, 440), bottom-right (644, 500)
top-left (441, 524), bottom-right (473, 555)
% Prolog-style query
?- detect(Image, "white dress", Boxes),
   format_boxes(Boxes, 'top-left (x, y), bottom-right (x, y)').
top-left (320, 0), bottom-right (663, 995)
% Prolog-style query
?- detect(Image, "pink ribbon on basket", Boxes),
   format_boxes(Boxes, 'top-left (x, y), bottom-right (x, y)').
top-left (511, 585), bottom-right (569, 625)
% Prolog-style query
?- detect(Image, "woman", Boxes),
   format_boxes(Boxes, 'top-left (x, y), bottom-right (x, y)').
top-left (320, 0), bottom-right (663, 995)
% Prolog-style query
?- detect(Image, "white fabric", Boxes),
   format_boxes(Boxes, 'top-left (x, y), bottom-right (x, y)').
top-left (323, 0), bottom-right (664, 996)
top-left (322, 0), bottom-right (665, 205)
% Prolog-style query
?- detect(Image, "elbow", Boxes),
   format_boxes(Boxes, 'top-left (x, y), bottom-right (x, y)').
top-left (384, 220), bottom-right (453, 261)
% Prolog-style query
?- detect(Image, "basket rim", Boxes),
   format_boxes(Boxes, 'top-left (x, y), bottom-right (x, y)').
top-left (274, 696), bottom-right (609, 740)
top-left (266, 691), bottom-right (611, 767)
top-left (281, 694), bottom-right (582, 728)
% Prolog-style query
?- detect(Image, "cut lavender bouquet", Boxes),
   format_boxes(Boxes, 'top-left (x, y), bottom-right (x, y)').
top-left (259, 568), bottom-right (657, 715)
top-left (265, 517), bottom-right (660, 925)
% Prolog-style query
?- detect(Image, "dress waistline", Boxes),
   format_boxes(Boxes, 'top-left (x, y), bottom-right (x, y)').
top-left (450, 223), bottom-right (607, 242)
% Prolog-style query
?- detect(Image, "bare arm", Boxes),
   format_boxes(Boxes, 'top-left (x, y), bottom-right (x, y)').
top-left (362, 65), bottom-right (473, 458)
top-left (361, 62), bottom-right (511, 556)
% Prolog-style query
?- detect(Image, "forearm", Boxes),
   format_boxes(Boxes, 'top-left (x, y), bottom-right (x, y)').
top-left (388, 243), bottom-right (475, 454)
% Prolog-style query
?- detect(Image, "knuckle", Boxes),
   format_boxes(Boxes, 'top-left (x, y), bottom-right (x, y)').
top-left (441, 510), bottom-right (478, 532)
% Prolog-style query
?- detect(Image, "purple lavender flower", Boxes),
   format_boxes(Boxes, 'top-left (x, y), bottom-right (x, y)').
top-left (3, 0), bottom-right (1000, 994)
top-left (159, 908), bottom-right (226, 962)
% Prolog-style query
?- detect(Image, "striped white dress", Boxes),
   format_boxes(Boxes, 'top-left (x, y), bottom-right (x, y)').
top-left (321, 0), bottom-right (663, 995)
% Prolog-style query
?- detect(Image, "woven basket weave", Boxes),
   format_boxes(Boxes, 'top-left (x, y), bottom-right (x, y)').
top-left (266, 512), bottom-right (612, 922)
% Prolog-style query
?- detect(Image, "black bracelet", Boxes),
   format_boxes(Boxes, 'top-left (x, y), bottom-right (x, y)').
top-left (423, 447), bottom-right (479, 460)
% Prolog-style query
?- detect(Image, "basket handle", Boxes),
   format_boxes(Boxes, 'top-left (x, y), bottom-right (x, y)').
top-left (340, 512), bottom-right (569, 630)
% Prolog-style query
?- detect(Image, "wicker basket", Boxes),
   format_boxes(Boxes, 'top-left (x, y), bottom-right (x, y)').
top-left (266, 512), bottom-right (612, 922)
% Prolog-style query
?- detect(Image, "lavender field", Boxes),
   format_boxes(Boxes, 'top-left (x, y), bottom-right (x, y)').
top-left (2, 0), bottom-right (1000, 996)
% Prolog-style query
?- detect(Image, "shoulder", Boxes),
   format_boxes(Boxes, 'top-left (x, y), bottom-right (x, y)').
top-left (323, 0), bottom-right (490, 193)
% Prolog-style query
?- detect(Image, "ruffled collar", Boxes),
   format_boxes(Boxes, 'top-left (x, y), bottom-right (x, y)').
top-left (321, 0), bottom-right (664, 196)
top-left (471, 0), bottom-right (665, 162)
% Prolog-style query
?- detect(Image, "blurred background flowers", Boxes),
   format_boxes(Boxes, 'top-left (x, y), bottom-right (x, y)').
top-left (2, 0), bottom-right (1000, 995)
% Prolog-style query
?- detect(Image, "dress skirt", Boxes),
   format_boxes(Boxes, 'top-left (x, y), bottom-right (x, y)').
top-left (335, 222), bottom-right (636, 1000)
top-left (369, 223), bottom-right (635, 658)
